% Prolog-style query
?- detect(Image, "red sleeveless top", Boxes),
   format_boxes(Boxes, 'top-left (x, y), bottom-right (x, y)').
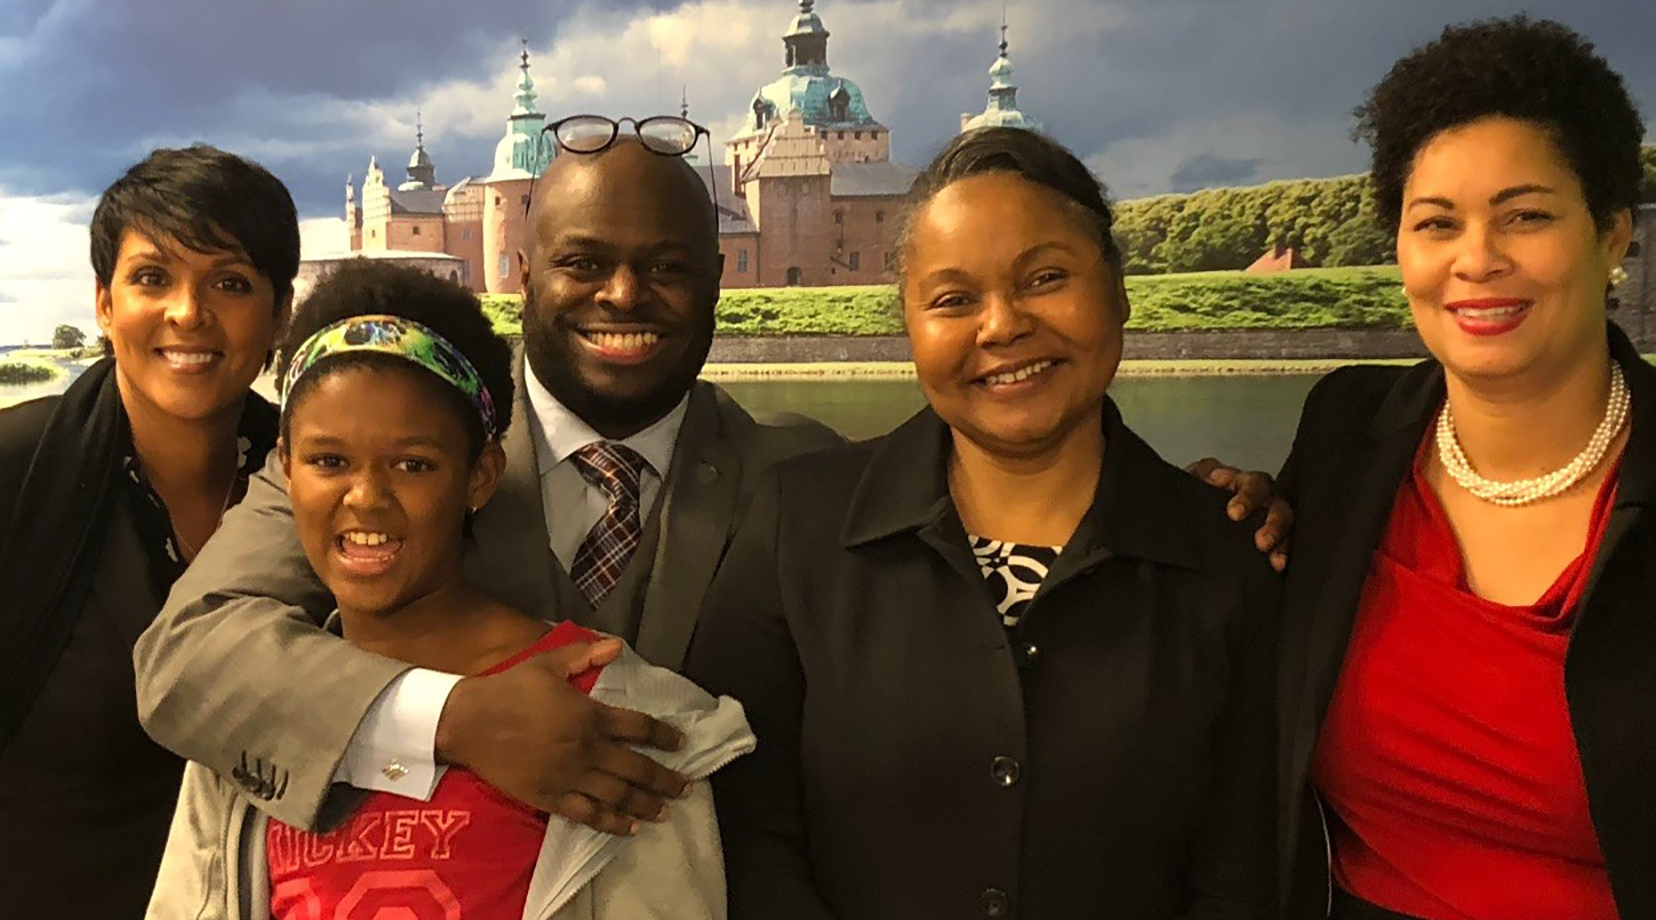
top-left (1311, 458), bottom-right (1620, 920)
top-left (267, 621), bottom-right (602, 920)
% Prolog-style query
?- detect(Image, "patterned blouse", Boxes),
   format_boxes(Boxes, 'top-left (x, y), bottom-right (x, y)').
top-left (968, 535), bottom-right (1063, 630)
top-left (121, 403), bottom-right (276, 599)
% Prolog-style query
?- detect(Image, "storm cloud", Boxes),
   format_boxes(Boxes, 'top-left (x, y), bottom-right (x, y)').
top-left (2, 0), bottom-right (1653, 341)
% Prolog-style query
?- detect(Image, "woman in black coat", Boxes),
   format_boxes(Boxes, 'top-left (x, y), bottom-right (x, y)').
top-left (0, 146), bottom-right (297, 916)
top-left (1268, 18), bottom-right (1650, 920)
top-left (686, 128), bottom-right (1281, 920)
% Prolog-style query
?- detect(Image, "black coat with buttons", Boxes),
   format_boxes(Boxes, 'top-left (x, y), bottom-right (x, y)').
top-left (685, 400), bottom-right (1281, 920)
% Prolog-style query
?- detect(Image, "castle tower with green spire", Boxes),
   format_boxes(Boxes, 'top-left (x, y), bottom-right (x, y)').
top-left (487, 43), bottom-right (555, 181)
top-left (477, 44), bottom-right (552, 295)
top-left (727, 0), bottom-right (891, 175)
top-left (399, 110), bottom-right (437, 191)
top-left (715, 1), bottom-right (916, 288)
top-left (962, 14), bottom-right (1043, 133)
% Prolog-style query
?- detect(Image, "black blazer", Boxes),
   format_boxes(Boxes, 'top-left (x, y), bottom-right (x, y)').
top-left (687, 400), bottom-right (1281, 920)
top-left (1276, 324), bottom-right (1656, 918)
top-left (0, 396), bottom-right (183, 916)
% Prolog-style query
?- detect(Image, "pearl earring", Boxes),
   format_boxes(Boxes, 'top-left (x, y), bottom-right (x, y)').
top-left (1609, 266), bottom-right (1629, 289)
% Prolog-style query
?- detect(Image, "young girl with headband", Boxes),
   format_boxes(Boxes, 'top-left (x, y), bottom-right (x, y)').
top-left (147, 261), bottom-right (754, 920)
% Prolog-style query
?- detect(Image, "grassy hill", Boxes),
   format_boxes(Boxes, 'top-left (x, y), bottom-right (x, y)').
top-left (482, 265), bottom-right (1409, 337)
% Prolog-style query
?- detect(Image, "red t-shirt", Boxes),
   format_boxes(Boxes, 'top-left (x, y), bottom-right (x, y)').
top-left (267, 621), bottom-right (603, 920)
top-left (1311, 456), bottom-right (1620, 920)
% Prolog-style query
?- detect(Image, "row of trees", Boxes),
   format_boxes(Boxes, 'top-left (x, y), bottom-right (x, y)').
top-left (1113, 145), bottom-right (1656, 276)
top-left (1116, 174), bottom-right (1397, 275)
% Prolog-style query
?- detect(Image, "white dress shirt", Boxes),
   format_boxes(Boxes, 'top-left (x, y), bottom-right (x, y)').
top-left (334, 364), bottom-right (688, 798)
top-left (523, 360), bottom-right (688, 568)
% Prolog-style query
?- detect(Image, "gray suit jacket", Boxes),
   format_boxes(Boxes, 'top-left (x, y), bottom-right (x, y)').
top-left (133, 369), bottom-right (842, 831)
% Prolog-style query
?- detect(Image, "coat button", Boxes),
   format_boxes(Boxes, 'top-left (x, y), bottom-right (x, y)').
top-left (990, 756), bottom-right (1020, 787)
top-left (981, 887), bottom-right (1011, 918)
top-left (696, 462), bottom-right (719, 484)
top-left (1014, 642), bottom-right (1040, 669)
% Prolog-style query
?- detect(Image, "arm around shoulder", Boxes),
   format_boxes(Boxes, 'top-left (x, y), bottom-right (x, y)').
top-left (135, 450), bottom-right (413, 830)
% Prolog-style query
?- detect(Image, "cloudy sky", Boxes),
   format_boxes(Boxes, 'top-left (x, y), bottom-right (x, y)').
top-left (2, 0), bottom-right (1652, 344)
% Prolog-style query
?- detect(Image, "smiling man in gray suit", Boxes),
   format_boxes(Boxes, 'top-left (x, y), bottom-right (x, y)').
top-left (134, 134), bottom-right (843, 837)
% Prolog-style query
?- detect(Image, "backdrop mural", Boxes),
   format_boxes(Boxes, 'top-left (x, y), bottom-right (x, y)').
top-left (2, 0), bottom-right (1653, 446)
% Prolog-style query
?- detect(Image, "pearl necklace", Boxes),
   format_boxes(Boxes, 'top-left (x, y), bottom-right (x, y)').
top-left (1436, 364), bottom-right (1630, 507)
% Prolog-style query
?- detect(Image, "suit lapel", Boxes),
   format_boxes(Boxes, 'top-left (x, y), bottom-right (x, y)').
top-left (1290, 369), bottom-right (1437, 791)
top-left (634, 384), bottom-right (743, 669)
top-left (468, 357), bottom-right (561, 619)
top-left (1562, 341), bottom-right (1656, 906)
top-left (1295, 429), bottom-right (1417, 732)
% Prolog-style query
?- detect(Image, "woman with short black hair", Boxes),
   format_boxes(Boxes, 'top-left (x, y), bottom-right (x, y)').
top-left (687, 126), bottom-right (1280, 919)
top-left (1272, 17), bottom-right (1650, 919)
top-left (0, 144), bottom-right (297, 916)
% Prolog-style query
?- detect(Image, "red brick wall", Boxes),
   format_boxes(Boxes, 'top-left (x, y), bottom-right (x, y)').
top-left (824, 196), bottom-right (901, 285)
top-left (482, 179), bottom-right (532, 295)
top-left (719, 233), bottom-right (762, 289)
top-left (753, 174), bottom-right (835, 287)
top-left (445, 220), bottom-right (486, 293)
top-left (384, 216), bottom-right (445, 252)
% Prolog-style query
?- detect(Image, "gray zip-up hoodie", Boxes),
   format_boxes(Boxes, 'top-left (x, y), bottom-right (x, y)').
top-left (145, 644), bottom-right (756, 920)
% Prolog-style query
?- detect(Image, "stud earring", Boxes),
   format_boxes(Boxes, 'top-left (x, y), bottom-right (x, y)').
top-left (1609, 265), bottom-right (1630, 289)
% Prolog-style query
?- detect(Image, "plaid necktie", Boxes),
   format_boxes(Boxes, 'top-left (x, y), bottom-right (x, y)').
top-left (569, 442), bottom-right (649, 606)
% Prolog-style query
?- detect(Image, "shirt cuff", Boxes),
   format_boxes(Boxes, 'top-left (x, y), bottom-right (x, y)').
top-left (333, 668), bottom-right (462, 800)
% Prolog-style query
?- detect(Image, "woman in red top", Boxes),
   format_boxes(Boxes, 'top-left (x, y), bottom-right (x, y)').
top-left (1271, 16), bottom-right (1652, 920)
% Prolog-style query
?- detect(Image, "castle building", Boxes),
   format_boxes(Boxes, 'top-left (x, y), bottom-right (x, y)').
top-left (340, 47), bottom-right (553, 296)
top-left (329, 1), bottom-right (1061, 294)
top-left (716, 0), bottom-right (918, 288)
top-left (960, 19), bottom-right (1043, 134)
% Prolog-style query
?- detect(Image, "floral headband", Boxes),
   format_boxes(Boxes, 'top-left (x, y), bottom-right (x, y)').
top-left (281, 314), bottom-right (499, 439)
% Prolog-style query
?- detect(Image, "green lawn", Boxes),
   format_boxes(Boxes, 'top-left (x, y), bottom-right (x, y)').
top-left (481, 266), bottom-right (1411, 337)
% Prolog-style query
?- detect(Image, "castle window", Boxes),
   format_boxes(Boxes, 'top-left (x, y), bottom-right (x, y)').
top-left (499, 254), bottom-right (510, 279)
top-left (838, 131), bottom-right (846, 140)
top-left (849, 251), bottom-right (860, 271)
top-left (854, 131), bottom-right (863, 141)
top-left (875, 210), bottom-right (885, 224)
top-left (834, 210), bottom-right (844, 226)
top-left (828, 86), bottom-right (851, 123)
top-left (412, 226), bottom-right (421, 236)
top-left (737, 249), bottom-right (750, 273)
top-left (462, 228), bottom-right (471, 240)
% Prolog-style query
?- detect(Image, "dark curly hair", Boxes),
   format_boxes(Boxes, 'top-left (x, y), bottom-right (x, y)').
top-left (899, 126), bottom-right (1123, 276)
top-left (1356, 16), bottom-right (1644, 232)
top-left (277, 260), bottom-right (515, 459)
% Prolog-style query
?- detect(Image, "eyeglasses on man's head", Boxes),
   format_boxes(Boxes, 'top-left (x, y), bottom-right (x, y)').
top-left (543, 114), bottom-right (709, 157)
